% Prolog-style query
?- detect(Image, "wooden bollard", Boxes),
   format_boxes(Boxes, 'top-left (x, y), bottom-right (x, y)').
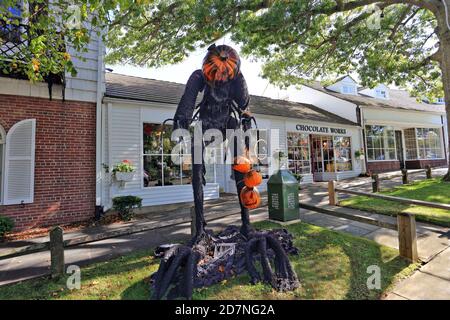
top-left (397, 213), bottom-right (418, 262)
top-left (401, 169), bottom-right (408, 184)
top-left (371, 174), bottom-right (380, 193)
top-left (190, 206), bottom-right (196, 237)
top-left (426, 165), bottom-right (432, 179)
top-left (49, 226), bottom-right (65, 278)
top-left (328, 180), bottom-right (339, 206)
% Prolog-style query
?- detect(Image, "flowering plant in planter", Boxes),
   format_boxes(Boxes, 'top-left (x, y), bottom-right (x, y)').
top-left (113, 160), bottom-right (136, 182)
top-left (355, 149), bottom-right (365, 160)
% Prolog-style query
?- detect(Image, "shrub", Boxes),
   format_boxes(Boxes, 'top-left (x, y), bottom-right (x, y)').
top-left (112, 196), bottom-right (143, 221)
top-left (0, 215), bottom-right (14, 239)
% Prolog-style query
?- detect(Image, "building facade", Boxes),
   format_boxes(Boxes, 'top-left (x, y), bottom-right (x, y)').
top-left (0, 13), bottom-right (104, 230)
top-left (300, 76), bottom-right (449, 174)
top-left (101, 73), bottom-right (365, 209)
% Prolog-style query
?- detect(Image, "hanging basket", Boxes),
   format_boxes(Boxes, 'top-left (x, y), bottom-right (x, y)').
top-left (115, 172), bottom-right (135, 182)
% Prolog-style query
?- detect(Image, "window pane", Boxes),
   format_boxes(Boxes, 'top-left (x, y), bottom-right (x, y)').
top-left (144, 155), bottom-right (163, 187)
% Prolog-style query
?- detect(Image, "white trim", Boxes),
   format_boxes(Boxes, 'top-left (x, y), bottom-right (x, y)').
top-left (0, 126), bottom-right (5, 205)
top-left (3, 119), bottom-right (36, 205)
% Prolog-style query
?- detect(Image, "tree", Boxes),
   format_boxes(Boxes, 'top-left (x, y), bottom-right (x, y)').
top-left (2, 1), bottom-right (450, 179)
top-left (105, 0), bottom-right (450, 181)
top-left (0, 0), bottom-right (115, 81)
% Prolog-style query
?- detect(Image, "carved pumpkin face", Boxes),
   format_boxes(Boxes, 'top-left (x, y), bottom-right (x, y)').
top-left (202, 44), bottom-right (240, 85)
top-left (232, 156), bottom-right (251, 173)
top-left (240, 186), bottom-right (261, 210)
top-left (244, 170), bottom-right (262, 188)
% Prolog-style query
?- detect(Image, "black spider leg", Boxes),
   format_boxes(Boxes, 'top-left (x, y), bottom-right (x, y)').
top-left (191, 135), bottom-right (207, 244)
top-left (245, 234), bottom-right (300, 291)
top-left (152, 245), bottom-right (196, 300)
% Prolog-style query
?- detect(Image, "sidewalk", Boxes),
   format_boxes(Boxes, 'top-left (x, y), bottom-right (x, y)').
top-left (1, 168), bottom-right (449, 299)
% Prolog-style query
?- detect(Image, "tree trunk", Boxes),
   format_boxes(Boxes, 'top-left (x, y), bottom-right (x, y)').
top-left (438, 4), bottom-right (450, 181)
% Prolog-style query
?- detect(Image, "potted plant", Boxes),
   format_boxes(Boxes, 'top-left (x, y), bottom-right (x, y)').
top-left (113, 160), bottom-right (136, 183)
top-left (355, 149), bottom-right (365, 160)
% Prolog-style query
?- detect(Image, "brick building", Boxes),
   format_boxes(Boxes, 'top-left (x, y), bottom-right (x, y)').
top-left (0, 19), bottom-right (104, 230)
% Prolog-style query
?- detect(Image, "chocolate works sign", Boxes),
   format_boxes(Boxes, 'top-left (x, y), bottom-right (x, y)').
top-left (295, 124), bottom-right (347, 135)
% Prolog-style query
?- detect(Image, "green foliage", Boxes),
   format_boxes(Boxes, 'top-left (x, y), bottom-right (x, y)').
top-left (112, 195), bottom-right (142, 221)
top-left (355, 149), bottom-right (365, 158)
top-left (0, 215), bottom-right (14, 238)
top-left (112, 160), bottom-right (135, 173)
top-left (104, 1), bottom-right (446, 102)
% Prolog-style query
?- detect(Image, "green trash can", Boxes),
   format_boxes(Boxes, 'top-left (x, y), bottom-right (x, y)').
top-left (267, 169), bottom-right (300, 222)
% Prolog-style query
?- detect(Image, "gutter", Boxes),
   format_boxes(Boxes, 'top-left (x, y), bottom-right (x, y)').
top-left (95, 32), bottom-right (104, 208)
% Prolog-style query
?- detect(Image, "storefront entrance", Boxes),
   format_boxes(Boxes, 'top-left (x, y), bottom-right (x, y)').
top-left (310, 134), bottom-right (353, 182)
top-left (395, 130), bottom-right (405, 169)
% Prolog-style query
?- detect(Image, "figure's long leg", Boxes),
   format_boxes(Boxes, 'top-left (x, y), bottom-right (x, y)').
top-left (233, 169), bottom-right (253, 238)
top-left (191, 142), bottom-right (206, 242)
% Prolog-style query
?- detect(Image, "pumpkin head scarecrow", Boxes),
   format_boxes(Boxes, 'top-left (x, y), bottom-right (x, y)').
top-left (151, 44), bottom-right (299, 300)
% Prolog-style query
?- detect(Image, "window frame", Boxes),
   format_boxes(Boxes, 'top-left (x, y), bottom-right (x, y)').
top-left (0, 125), bottom-right (5, 205)
top-left (365, 125), bottom-right (397, 162)
top-left (415, 128), bottom-right (445, 160)
top-left (287, 132), bottom-right (311, 176)
top-left (141, 122), bottom-right (219, 189)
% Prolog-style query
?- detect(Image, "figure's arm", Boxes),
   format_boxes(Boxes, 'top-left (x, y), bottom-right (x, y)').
top-left (173, 70), bottom-right (205, 130)
top-left (232, 72), bottom-right (251, 131)
top-left (232, 72), bottom-right (250, 111)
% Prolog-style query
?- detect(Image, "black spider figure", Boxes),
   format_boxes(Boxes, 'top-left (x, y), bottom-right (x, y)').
top-left (151, 44), bottom-right (299, 300)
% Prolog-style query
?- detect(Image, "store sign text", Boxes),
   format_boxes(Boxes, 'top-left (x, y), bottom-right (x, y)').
top-left (295, 124), bottom-right (347, 135)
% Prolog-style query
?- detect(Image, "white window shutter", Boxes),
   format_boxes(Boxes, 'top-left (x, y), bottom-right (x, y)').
top-left (3, 119), bottom-right (36, 205)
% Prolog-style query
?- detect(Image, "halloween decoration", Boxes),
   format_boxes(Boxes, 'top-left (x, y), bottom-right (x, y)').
top-left (240, 186), bottom-right (261, 209)
top-left (244, 169), bottom-right (263, 188)
top-left (233, 155), bottom-right (252, 173)
top-left (151, 44), bottom-right (299, 300)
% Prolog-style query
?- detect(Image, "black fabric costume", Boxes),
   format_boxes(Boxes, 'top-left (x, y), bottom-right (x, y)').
top-left (151, 47), bottom-right (299, 299)
top-left (173, 69), bottom-right (253, 240)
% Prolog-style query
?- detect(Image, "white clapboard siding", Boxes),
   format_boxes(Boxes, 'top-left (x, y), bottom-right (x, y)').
top-left (3, 119), bottom-right (36, 205)
top-left (107, 104), bottom-right (219, 209)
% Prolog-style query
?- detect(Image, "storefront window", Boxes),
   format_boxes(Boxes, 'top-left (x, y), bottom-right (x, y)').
top-left (365, 125), bottom-right (396, 161)
top-left (416, 128), bottom-right (443, 159)
top-left (287, 132), bottom-right (311, 175)
top-left (404, 128), bottom-right (418, 160)
top-left (143, 123), bottom-right (193, 187)
top-left (334, 136), bottom-right (352, 172)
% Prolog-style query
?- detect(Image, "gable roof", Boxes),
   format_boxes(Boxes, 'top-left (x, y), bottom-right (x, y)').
top-left (105, 73), bottom-right (358, 127)
top-left (306, 81), bottom-right (445, 113)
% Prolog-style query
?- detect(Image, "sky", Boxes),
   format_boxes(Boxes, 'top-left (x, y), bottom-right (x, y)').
top-left (106, 39), bottom-right (310, 102)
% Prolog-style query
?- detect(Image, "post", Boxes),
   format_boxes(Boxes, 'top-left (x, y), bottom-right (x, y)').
top-left (328, 180), bottom-right (339, 206)
top-left (190, 206), bottom-right (196, 237)
top-left (426, 165), bottom-right (432, 179)
top-left (49, 226), bottom-right (65, 278)
top-left (397, 213), bottom-right (418, 262)
top-left (401, 169), bottom-right (408, 184)
top-left (371, 174), bottom-right (380, 193)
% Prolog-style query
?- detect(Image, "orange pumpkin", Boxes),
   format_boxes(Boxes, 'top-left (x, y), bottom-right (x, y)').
top-left (240, 186), bottom-right (261, 210)
top-left (233, 156), bottom-right (251, 173)
top-left (244, 170), bottom-right (262, 188)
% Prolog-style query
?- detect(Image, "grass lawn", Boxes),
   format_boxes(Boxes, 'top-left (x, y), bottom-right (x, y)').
top-left (0, 221), bottom-right (417, 300)
top-left (340, 178), bottom-right (450, 227)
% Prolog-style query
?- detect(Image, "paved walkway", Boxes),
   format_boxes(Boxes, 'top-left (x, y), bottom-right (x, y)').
top-left (0, 167), bottom-right (449, 299)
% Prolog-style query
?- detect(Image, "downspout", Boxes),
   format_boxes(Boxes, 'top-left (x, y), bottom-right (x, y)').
top-left (95, 31), bottom-right (105, 214)
top-left (358, 106), bottom-right (368, 175)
